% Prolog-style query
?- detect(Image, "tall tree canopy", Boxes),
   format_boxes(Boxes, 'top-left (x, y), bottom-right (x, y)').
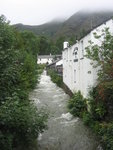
top-left (0, 15), bottom-right (47, 150)
top-left (86, 28), bottom-right (113, 115)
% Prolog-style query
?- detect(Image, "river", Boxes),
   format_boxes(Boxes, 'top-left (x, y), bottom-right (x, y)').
top-left (29, 70), bottom-right (100, 150)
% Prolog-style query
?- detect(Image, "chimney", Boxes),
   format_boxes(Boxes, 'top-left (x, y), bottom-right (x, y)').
top-left (63, 41), bottom-right (69, 49)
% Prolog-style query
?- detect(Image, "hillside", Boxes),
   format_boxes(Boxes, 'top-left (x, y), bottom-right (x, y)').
top-left (14, 10), bottom-right (113, 41)
top-left (55, 11), bottom-right (113, 40)
top-left (13, 21), bottom-right (63, 38)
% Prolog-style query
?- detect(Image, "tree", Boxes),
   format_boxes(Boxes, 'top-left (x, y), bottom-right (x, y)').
top-left (86, 28), bottom-right (113, 116)
top-left (56, 36), bottom-right (66, 53)
top-left (0, 15), bottom-right (48, 149)
top-left (38, 36), bottom-right (51, 55)
top-left (69, 35), bottom-right (76, 46)
top-left (20, 31), bottom-right (39, 56)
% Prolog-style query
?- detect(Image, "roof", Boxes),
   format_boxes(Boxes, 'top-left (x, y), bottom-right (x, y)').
top-left (63, 17), bottom-right (113, 51)
top-left (56, 59), bottom-right (63, 66)
top-left (38, 55), bottom-right (62, 59)
top-left (78, 17), bottom-right (113, 41)
top-left (38, 55), bottom-right (54, 59)
top-left (46, 59), bottom-right (61, 67)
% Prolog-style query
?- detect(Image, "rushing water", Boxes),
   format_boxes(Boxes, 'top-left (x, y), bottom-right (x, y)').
top-left (29, 70), bottom-right (100, 150)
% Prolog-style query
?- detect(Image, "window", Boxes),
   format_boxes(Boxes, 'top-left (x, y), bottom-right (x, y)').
top-left (73, 47), bottom-right (78, 62)
top-left (81, 40), bottom-right (84, 58)
top-left (73, 47), bottom-right (78, 55)
top-left (74, 70), bottom-right (76, 83)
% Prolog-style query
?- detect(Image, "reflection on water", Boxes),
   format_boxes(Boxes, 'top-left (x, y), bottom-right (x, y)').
top-left (29, 71), bottom-right (100, 150)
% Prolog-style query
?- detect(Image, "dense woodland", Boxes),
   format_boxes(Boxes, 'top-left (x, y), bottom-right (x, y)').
top-left (0, 15), bottom-right (48, 150)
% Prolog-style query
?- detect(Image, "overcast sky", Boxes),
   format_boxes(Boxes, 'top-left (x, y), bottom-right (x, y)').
top-left (0, 0), bottom-right (113, 25)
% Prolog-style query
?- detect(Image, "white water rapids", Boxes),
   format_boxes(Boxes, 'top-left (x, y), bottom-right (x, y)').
top-left (29, 70), bottom-right (101, 150)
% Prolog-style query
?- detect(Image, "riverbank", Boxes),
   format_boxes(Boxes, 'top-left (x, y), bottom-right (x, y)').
top-left (47, 69), bottom-right (73, 97)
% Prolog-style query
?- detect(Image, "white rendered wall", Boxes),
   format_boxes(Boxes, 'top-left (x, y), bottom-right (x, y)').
top-left (63, 19), bottom-right (113, 98)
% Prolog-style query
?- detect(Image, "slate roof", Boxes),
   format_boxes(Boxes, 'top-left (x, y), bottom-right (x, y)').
top-left (38, 55), bottom-right (62, 59)
top-left (38, 55), bottom-right (54, 59)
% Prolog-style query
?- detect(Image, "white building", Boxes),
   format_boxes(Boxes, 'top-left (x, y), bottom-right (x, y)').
top-left (37, 55), bottom-right (54, 64)
top-left (37, 55), bottom-right (62, 65)
top-left (63, 19), bottom-right (113, 98)
top-left (56, 59), bottom-right (63, 66)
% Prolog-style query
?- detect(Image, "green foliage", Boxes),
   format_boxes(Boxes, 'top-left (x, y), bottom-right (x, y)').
top-left (55, 36), bottom-right (66, 53)
top-left (38, 36), bottom-right (51, 55)
top-left (67, 27), bottom-right (113, 150)
top-left (0, 132), bottom-right (13, 150)
top-left (86, 28), bottom-right (113, 104)
top-left (20, 31), bottom-right (39, 56)
top-left (95, 103), bottom-right (106, 119)
top-left (84, 29), bottom-right (113, 149)
top-left (0, 15), bottom-right (48, 149)
top-left (19, 51), bottom-right (38, 89)
top-left (81, 88), bottom-right (113, 150)
top-left (50, 44), bottom-right (59, 55)
top-left (99, 123), bottom-right (113, 150)
top-left (37, 64), bottom-right (45, 75)
top-left (82, 112), bottom-right (94, 126)
top-left (80, 29), bottom-right (87, 38)
top-left (0, 98), bottom-right (48, 146)
top-left (68, 91), bottom-right (87, 117)
top-left (69, 35), bottom-right (76, 46)
top-left (14, 11), bottom-right (113, 48)
top-left (87, 89), bottom-right (106, 120)
top-left (48, 69), bottom-right (63, 87)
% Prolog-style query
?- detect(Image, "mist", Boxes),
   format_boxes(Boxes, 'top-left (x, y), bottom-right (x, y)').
top-left (0, 0), bottom-right (113, 25)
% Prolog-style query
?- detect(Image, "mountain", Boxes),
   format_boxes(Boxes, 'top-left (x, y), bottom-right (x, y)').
top-left (13, 20), bottom-right (64, 38)
top-left (54, 11), bottom-right (113, 40)
top-left (14, 10), bottom-right (113, 41)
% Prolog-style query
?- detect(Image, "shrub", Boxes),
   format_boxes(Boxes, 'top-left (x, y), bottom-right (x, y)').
top-left (0, 15), bottom-right (48, 149)
top-left (87, 87), bottom-right (106, 120)
top-left (0, 96), bottom-right (48, 149)
top-left (99, 123), bottom-right (113, 150)
top-left (48, 69), bottom-right (63, 87)
top-left (68, 91), bottom-right (87, 117)
top-left (0, 132), bottom-right (13, 150)
top-left (85, 29), bottom-right (113, 149)
top-left (37, 64), bottom-right (45, 75)
top-left (82, 112), bottom-right (94, 126)
top-left (83, 88), bottom-right (112, 149)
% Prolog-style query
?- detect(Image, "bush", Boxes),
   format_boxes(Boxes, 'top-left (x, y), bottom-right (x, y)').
top-left (82, 88), bottom-right (113, 149)
top-left (68, 91), bottom-right (87, 117)
top-left (0, 95), bottom-right (48, 149)
top-left (99, 123), bottom-right (113, 150)
top-left (37, 64), bottom-right (45, 75)
top-left (67, 89), bottom-right (111, 149)
top-left (82, 112), bottom-right (94, 126)
top-left (0, 132), bottom-right (13, 150)
top-left (48, 69), bottom-right (63, 87)
top-left (85, 29), bottom-right (113, 149)
top-left (0, 15), bottom-right (48, 149)
top-left (87, 88), bottom-right (106, 120)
